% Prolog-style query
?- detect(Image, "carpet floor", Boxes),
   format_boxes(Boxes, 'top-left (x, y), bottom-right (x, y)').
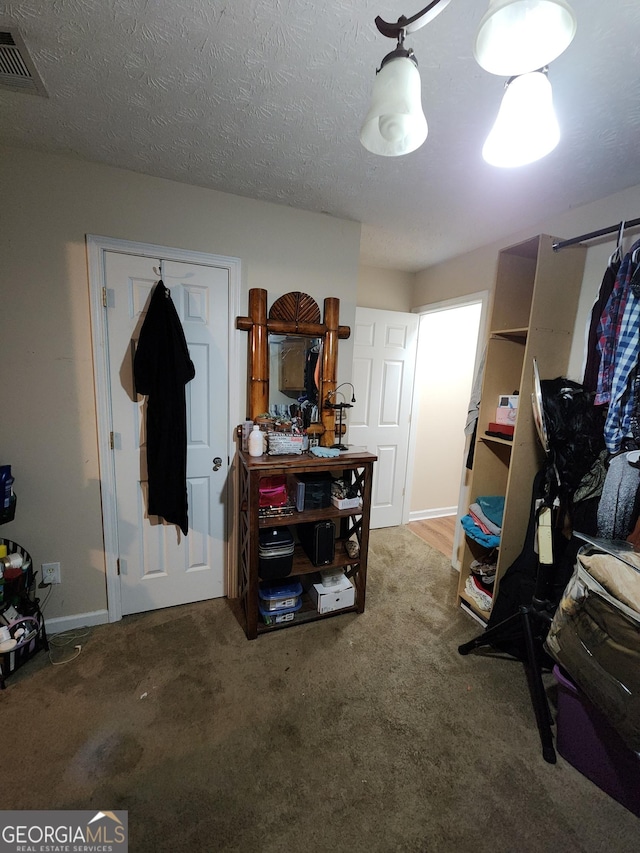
top-left (2, 525), bottom-right (638, 852)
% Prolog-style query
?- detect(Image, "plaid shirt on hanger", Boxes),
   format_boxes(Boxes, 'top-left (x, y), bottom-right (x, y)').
top-left (595, 239), bottom-right (640, 406)
top-left (603, 255), bottom-right (640, 452)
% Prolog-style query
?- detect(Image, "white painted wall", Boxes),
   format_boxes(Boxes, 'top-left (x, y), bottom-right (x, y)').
top-left (0, 145), bottom-right (361, 622)
top-left (357, 264), bottom-right (413, 311)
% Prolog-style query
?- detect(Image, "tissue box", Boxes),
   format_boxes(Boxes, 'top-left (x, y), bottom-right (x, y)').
top-left (309, 574), bottom-right (355, 614)
top-left (496, 394), bottom-right (519, 425)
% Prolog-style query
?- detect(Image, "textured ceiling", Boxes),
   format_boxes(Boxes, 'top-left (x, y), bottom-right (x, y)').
top-left (2, 0), bottom-right (640, 271)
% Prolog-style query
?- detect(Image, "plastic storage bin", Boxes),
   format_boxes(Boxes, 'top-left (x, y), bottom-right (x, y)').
top-left (258, 527), bottom-right (294, 580)
top-left (295, 473), bottom-right (332, 510)
top-left (259, 600), bottom-right (302, 625)
top-left (0, 538), bottom-right (33, 606)
top-left (553, 665), bottom-right (640, 817)
top-left (258, 580), bottom-right (303, 612)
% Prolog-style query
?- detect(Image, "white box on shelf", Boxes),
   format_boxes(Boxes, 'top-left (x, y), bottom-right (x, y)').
top-left (331, 496), bottom-right (362, 511)
top-left (309, 574), bottom-right (355, 614)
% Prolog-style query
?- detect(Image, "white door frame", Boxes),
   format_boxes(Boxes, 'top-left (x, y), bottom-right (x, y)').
top-left (405, 291), bottom-right (489, 544)
top-left (87, 235), bottom-right (242, 622)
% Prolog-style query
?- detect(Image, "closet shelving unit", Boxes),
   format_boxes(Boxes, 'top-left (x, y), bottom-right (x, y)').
top-left (457, 234), bottom-right (587, 623)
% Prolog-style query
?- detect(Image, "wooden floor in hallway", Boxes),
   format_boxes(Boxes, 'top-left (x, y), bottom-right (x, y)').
top-left (408, 515), bottom-right (456, 560)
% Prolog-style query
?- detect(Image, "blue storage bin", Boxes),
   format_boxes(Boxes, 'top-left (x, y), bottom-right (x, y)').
top-left (259, 580), bottom-right (303, 612)
top-left (259, 599), bottom-right (302, 625)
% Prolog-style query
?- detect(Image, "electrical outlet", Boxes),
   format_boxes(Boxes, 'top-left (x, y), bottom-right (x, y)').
top-left (41, 562), bottom-right (61, 584)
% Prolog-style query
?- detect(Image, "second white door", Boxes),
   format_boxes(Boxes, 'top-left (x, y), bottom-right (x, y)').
top-left (349, 307), bottom-right (419, 528)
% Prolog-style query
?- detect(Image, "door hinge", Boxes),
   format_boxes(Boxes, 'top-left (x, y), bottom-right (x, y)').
top-left (102, 287), bottom-right (107, 308)
top-left (110, 431), bottom-right (114, 450)
top-left (116, 558), bottom-right (121, 576)
top-left (102, 287), bottom-right (115, 308)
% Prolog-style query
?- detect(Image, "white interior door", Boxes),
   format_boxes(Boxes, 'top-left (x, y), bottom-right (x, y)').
top-left (104, 252), bottom-right (229, 615)
top-left (349, 308), bottom-right (419, 528)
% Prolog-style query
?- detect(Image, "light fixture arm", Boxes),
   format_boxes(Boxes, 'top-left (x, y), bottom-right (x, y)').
top-left (504, 65), bottom-right (549, 88)
top-left (379, 41), bottom-right (418, 72)
top-left (325, 382), bottom-right (356, 407)
top-left (374, 0), bottom-right (452, 40)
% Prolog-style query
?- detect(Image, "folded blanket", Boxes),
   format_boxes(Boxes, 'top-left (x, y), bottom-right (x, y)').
top-left (469, 502), bottom-right (502, 536)
top-left (476, 495), bottom-right (505, 528)
top-left (469, 508), bottom-right (493, 535)
top-left (461, 514), bottom-right (500, 548)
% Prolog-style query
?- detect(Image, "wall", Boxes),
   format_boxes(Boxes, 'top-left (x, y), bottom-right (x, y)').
top-left (357, 265), bottom-right (414, 311)
top-left (412, 183), bottom-right (640, 385)
top-left (0, 145), bottom-right (361, 623)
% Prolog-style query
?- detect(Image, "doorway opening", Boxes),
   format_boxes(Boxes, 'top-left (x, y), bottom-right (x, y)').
top-left (406, 292), bottom-right (488, 567)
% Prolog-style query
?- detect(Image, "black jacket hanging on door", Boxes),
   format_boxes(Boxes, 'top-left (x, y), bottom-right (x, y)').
top-left (134, 281), bottom-right (195, 535)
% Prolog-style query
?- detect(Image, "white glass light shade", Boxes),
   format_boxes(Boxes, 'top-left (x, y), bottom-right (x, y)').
top-left (474, 0), bottom-right (577, 76)
top-left (360, 56), bottom-right (428, 156)
top-left (482, 71), bottom-right (560, 167)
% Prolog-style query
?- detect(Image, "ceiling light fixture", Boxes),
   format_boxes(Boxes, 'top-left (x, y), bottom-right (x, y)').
top-left (360, 0), bottom-right (452, 157)
top-left (361, 0), bottom-right (574, 165)
top-left (474, 0), bottom-right (577, 76)
top-left (482, 69), bottom-right (560, 167)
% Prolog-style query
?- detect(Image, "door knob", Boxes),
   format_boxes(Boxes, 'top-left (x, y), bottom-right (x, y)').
top-left (212, 457), bottom-right (223, 471)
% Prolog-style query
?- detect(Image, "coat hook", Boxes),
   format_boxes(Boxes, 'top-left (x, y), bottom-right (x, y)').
top-left (153, 266), bottom-right (161, 277)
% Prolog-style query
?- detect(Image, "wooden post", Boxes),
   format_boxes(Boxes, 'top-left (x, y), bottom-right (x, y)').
top-left (248, 288), bottom-right (268, 419)
top-left (320, 297), bottom-right (339, 446)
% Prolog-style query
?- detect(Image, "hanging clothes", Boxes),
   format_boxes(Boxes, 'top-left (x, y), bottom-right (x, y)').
top-left (597, 452), bottom-right (640, 540)
top-left (595, 238), bottom-right (640, 407)
top-left (304, 343), bottom-right (320, 404)
top-left (134, 281), bottom-right (196, 535)
top-left (464, 346), bottom-right (486, 469)
top-left (582, 257), bottom-right (620, 392)
top-left (603, 282), bottom-right (640, 452)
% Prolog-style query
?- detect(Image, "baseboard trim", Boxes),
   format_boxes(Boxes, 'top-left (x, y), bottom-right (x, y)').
top-left (43, 609), bottom-right (109, 636)
top-left (408, 507), bottom-right (457, 522)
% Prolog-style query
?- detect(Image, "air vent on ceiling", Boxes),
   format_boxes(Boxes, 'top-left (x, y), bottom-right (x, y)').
top-left (0, 28), bottom-right (48, 96)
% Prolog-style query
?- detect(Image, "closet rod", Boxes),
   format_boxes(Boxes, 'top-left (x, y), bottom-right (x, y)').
top-left (553, 216), bottom-right (640, 251)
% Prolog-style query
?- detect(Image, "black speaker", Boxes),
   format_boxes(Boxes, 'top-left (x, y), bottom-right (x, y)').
top-left (298, 520), bottom-right (335, 566)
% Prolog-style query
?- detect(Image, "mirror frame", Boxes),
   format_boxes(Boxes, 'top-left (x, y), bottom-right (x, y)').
top-left (236, 289), bottom-right (351, 446)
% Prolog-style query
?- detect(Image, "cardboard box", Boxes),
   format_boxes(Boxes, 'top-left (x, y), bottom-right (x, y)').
top-left (309, 574), bottom-right (355, 614)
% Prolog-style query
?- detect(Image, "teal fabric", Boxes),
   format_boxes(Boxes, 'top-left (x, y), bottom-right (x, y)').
top-left (476, 495), bottom-right (505, 527)
top-left (461, 514), bottom-right (500, 548)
